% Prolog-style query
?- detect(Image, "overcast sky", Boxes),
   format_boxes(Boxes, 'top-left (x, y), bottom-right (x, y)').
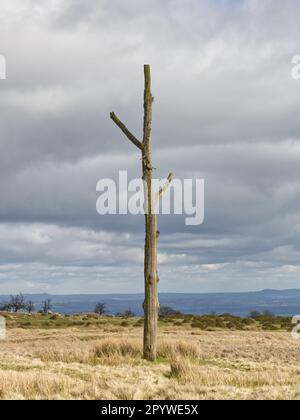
top-left (0, 0), bottom-right (300, 294)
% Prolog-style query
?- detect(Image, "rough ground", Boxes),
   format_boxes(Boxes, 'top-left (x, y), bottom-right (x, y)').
top-left (0, 316), bottom-right (299, 400)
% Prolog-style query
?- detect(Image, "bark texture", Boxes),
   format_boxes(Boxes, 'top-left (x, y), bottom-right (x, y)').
top-left (142, 65), bottom-right (158, 361)
top-left (110, 65), bottom-right (172, 361)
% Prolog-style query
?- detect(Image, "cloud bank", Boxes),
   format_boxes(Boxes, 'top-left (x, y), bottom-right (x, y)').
top-left (0, 0), bottom-right (300, 293)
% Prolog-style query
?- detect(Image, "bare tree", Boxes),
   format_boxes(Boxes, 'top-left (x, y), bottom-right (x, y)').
top-left (42, 299), bottom-right (52, 314)
top-left (117, 308), bottom-right (136, 318)
top-left (249, 311), bottom-right (261, 319)
top-left (110, 65), bottom-right (173, 361)
top-left (94, 302), bottom-right (107, 315)
top-left (26, 300), bottom-right (35, 314)
top-left (159, 306), bottom-right (182, 318)
top-left (9, 293), bottom-right (27, 313)
top-left (0, 302), bottom-right (11, 312)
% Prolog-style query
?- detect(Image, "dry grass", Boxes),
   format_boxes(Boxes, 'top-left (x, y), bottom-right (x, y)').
top-left (35, 336), bottom-right (201, 364)
top-left (1, 324), bottom-right (300, 400)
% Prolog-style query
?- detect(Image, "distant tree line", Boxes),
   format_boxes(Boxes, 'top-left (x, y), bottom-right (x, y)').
top-left (0, 293), bottom-right (52, 314)
top-left (93, 302), bottom-right (136, 317)
top-left (248, 310), bottom-right (275, 319)
top-left (92, 303), bottom-right (184, 318)
top-left (91, 304), bottom-right (278, 320)
top-left (0, 295), bottom-right (280, 322)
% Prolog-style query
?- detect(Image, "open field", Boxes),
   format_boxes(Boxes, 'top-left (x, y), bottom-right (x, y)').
top-left (0, 314), bottom-right (300, 400)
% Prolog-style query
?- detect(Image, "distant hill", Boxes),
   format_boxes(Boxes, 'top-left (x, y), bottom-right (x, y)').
top-left (1, 289), bottom-right (300, 316)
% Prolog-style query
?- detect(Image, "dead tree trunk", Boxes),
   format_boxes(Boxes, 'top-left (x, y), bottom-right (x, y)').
top-left (110, 65), bottom-right (172, 361)
top-left (142, 65), bottom-right (158, 361)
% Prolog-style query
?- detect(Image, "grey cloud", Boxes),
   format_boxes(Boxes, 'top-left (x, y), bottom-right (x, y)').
top-left (0, 0), bottom-right (300, 292)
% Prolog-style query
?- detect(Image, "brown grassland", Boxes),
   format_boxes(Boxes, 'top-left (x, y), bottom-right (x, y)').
top-left (0, 313), bottom-right (299, 400)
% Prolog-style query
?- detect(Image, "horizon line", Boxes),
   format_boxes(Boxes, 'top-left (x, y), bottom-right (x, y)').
top-left (0, 288), bottom-right (298, 296)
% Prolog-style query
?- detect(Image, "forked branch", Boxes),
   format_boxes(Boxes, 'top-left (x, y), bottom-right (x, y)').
top-left (110, 112), bottom-right (143, 150)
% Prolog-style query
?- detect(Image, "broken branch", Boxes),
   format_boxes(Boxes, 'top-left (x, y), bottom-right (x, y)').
top-left (110, 112), bottom-right (143, 150)
top-left (159, 172), bottom-right (174, 197)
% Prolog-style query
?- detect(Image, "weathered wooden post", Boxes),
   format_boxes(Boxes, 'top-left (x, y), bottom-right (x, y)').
top-left (110, 65), bottom-right (172, 361)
